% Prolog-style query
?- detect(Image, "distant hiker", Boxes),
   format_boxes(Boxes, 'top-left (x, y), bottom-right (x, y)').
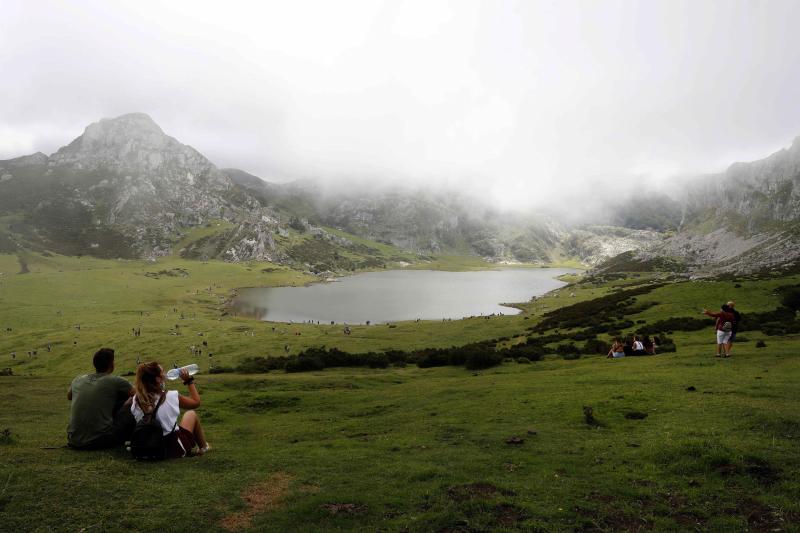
top-left (67, 348), bottom-right (134, 449)
top-left (607, 338), bottom-right (625, 358)
top-left (131, 362), bottom-right (210, 458)
top-left (632, 337), bottom-right (646, 355)
top-left (725, 300), bottom-right (742, 355)
top-left (703, 304), bottom-right (735, 357)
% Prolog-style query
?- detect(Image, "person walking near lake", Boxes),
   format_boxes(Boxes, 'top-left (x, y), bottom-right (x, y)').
top-left (726, 300), bottom-right (742, 356)
top-left (67, 348), bottom-right (133, 449)
top-left (703, 304), bottom-right (735, 357)
top-left (131, 362), bottom-right (210, 458)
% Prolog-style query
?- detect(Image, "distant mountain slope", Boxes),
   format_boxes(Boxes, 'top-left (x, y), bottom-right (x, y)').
top-left (597, 137), bottom-right (800, 275)
top-left (0, 114), bottom-right (432, 270)
top-left (8, 112), bottom-right (799, 274)
top-left (0, 113), bottom-right (262, 258)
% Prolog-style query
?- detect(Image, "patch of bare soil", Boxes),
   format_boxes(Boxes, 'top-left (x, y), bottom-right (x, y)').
top-left (447, 482), bottom-right (516, 502)
top-left (726, 497), bottom-right (797, 532)
top-left (492, 503), bottom-right (529, 527)
top-left (319, 503), bottom-right (368, 516)
top-left (219, 472), bottom-right (293, 531)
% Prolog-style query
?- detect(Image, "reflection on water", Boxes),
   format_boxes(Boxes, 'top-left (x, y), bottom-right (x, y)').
top-left (231, 268), bottom-right (577, 324)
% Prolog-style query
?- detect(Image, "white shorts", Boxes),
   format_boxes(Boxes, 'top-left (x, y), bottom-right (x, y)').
top-left (716, 330), bottom-right (732, 345)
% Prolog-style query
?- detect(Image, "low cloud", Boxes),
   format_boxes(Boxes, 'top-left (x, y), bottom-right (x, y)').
top-left (2, 0), bottom-right (800, 211)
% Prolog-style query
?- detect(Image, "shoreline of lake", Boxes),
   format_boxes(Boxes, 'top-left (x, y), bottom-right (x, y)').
top-left (230, 267), bottom-right (578, 324)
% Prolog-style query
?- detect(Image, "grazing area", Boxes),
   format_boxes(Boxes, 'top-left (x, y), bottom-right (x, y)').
top-left (0, 253), bottom-right (799, 531)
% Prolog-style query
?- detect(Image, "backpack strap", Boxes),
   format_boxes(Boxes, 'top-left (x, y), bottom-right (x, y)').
top-left (154, 392), bottom-right (179, 435)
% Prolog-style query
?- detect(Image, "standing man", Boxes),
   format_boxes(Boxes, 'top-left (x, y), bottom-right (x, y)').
top-left (726, 300), bottom-right (742, 356)
top-left (67, 348), bottom-right (134, 449)
top-left (703, 304), bottom-right (735, 358)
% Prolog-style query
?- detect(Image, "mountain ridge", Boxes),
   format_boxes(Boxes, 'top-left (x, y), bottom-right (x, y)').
top-left (2, 112), bottom-right (798, 274)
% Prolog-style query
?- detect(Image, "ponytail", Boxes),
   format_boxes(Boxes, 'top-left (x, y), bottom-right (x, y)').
top-left (134, 362), bottom-right (162, 413)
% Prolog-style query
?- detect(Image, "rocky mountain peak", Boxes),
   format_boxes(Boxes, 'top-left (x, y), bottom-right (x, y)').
top-left (1, 151), bottom-right (49, 167)
top-left (48, 112), bottom-right (224, 187)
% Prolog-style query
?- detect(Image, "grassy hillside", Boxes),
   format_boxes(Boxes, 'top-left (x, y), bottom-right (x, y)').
top-left (0, 256), bottom-right (798, 531)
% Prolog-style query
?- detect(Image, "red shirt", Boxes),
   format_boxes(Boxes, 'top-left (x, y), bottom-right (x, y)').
top-left (708, 310), bottom-right (734, 331)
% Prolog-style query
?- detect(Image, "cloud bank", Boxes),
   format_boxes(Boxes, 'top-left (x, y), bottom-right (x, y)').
top-left (2, 0), bottom-right (800, 209)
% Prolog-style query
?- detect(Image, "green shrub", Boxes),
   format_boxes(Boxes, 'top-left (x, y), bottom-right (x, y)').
top-left (237, 356), bottom-right (287, 373)
top-left (779, 284), bottom-right (800, 312)
top-left (756, 340), bottom-right (767, 348)
top-left (555, 343), bottom-right (579, 356)
top-left (561, 352), bottom-right (581, 360)
top-left (285, 355), bottom-right (325, 373)
top-left (658, 342), bottom-right (677, 353)
top-left (0, 427), bottom-right (13, 445)
top-left (516, 357), bottom-right (531, 364)
top-left (464, 351), bottom-right (503, 370)
top-left (209, 365), bottom-right (235, 374)
top-left (581, 338), bottom-right (607, 355)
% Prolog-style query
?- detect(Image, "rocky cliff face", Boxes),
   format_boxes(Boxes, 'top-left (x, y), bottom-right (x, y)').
top-left (682, 137), bottom-right (800, 230)
top-left (564, 226), bottom-right (665, 265)
top-left (601, 137), bottom-right (800, 275)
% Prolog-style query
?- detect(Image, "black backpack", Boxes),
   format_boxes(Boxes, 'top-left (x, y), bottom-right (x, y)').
top-left (130, 394), bottom-right (174, 460)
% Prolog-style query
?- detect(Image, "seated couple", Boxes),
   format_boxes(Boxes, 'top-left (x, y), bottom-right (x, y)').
top-left (67, 348), bottom-right (209, 458)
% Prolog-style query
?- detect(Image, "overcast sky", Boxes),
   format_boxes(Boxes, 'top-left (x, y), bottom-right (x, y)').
top-left (2, 0), bottom-right (800, 209)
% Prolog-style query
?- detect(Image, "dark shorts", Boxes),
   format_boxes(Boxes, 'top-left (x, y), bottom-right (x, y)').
top-left (165, 427), bottom-right (197, 459)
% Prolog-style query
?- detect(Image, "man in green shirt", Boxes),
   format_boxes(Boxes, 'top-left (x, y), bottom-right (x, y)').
top-left (67, 348), bottom-right (134, 449)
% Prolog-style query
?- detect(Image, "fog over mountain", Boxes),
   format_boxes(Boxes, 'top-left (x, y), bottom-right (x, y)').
top-left (3, 0), bottom-right (800, 212)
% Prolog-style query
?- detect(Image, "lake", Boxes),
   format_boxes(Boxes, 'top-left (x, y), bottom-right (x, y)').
top-left (231, 268), bottom-right (577, 324)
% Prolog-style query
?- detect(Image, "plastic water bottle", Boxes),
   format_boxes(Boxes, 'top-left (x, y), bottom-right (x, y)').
top-left (166, 363), bottom-right (199, 381)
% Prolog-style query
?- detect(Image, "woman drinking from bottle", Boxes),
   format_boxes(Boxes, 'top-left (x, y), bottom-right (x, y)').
top-left (131, 361), bottom-right (211, 458)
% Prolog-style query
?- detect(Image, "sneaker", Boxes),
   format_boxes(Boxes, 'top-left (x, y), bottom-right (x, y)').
top-left (198, 443), bottom-right (212, 455)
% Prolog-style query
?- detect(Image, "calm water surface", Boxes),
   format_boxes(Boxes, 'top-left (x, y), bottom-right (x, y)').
top-left (232, 268), bottom-right (577, 324)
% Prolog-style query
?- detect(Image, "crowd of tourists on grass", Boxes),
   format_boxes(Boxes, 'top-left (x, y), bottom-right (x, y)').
top-left (607, 299), bottom-right (742, 359)
top-left (67, 348), bottom-right (210, 459)
top-left (606, 335), bottom-right (659, 358)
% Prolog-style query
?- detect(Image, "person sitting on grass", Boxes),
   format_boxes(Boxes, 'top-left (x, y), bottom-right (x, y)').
top-left (643, 336), bottom-right (655, 355)
top-left (622, 337), bottom-right (633, 357)
top-left (631, 336), bottom-right (646, 355)
top-left (67, 347), bottom-right (134, 450)
top-left (131, 362), bottom-right (210, 458)
top-left (607, 338), bottom-right (625, 358)
top-left (703, 304), bottom-right (735, 358)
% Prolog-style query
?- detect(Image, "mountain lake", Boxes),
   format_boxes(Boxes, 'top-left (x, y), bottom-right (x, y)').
top-left (231, 268), bottom-right (578, 324)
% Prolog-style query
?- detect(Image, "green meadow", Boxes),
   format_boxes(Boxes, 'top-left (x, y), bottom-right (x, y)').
top-left (0, 252), bottom-right (799, 531)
